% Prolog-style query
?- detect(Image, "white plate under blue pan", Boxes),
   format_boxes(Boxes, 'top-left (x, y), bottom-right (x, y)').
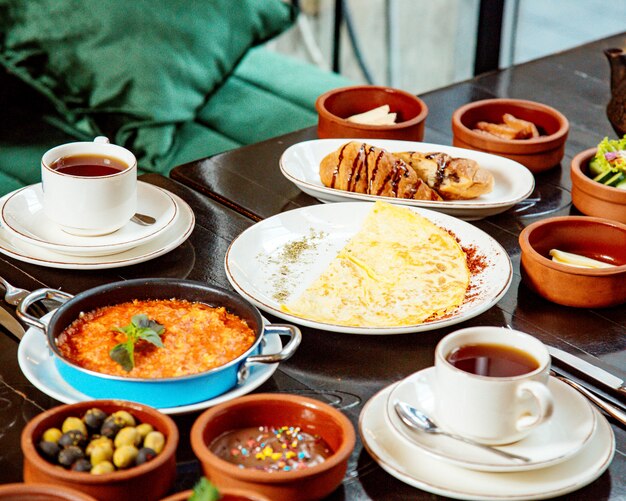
top-left (17, 323), bottom-right (281, 415)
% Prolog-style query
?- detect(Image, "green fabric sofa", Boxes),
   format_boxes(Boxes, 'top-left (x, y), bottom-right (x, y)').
top-left (0, 0), bottom-right (352, 196)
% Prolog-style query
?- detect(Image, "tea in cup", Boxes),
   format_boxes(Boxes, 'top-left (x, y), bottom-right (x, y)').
top-left (434, 326), bottom-right (554, 445)
top-left (41, 137), bottom-right (137, 236)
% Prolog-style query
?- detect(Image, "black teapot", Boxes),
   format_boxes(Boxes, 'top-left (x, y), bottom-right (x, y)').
top-left (605, 47), bottom-right (626, 137)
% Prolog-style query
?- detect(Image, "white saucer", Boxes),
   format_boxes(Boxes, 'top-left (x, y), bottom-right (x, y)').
top-left (385, 367), bottom-right (597, 472)
top-left (360, 384), bottom-right (615, 501)
top-left (0, 189), bottom-right (194, 269)
top-left (17, 315), bottom-right (281, 415)
top-left (0, 182), bottom-right (177, 257)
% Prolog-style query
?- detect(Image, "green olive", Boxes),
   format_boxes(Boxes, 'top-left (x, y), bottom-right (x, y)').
top-left (114, 426), bottom-right (141, 448)
top-left (62, 416), bottom-right (88, 436)
top-left (143, 431), bottom-right (165, 454)
top-left (91, 460), bottom-right (115, 475)
top-left (90, 444), bottom-right (113, 466)
top-left (42, 427), bottom-right (63, 444)
top-left (135, 423), bottom-right (154, 440)
top-left (86, 436), bottom-right (113, 456)
top-left (113, 444), bottom-right (138, 469)
top-left (111, 410), bottom-right (136, 427)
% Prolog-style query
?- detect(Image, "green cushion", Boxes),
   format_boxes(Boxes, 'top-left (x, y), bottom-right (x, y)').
top-left (0, 0), bottom-right (295, 172)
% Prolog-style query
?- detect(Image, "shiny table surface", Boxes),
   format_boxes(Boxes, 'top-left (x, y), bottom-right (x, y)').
top-left (0, 34), bottom-right (625, 500)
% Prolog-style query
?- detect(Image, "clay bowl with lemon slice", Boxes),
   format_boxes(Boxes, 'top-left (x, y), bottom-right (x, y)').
top-left (519, 216), bottom-right (626, 307)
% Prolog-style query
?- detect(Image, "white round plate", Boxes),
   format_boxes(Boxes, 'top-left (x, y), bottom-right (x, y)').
top-left (0, 189), bottom-right (194, 269)
top-left (279, 139), bottom-right (535, 221)
top-left (360, 384), bottom-right (615, 501)
top-left (0, 182), bottom-right (177, 257)
top-left (17, 318), bottom-right (281, 415)
top-left (225, 202), bottom-right (512, 334)
top-left (386, 367), bottom-right (597, 472)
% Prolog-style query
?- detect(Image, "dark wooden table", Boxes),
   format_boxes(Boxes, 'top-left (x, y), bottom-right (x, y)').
top-left (1, 34), bottom-right (625, 500)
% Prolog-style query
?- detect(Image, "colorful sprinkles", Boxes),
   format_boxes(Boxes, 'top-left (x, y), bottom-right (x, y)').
top-left (210, 425), bottom-right (332, 472)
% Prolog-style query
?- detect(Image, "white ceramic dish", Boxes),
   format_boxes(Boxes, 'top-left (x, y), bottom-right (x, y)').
top-left (0, 182), bottom-right (177, 256)
top-left (17, 316), bottom-right (281, 416)
top-left (279, 139), bottom-right (535, 221)
top-left (386, 367), bottom-right (596, 472)
top-left (0, 189), bottom-right (194, 269)
top-left (360, 384), bottom-right (614, 500)
top-left (225, 202), bottom-right (512, 335)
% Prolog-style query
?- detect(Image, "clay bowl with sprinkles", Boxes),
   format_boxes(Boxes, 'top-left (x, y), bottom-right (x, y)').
top-left (190, 393), bottom-right (356, 501)
top-left (21, 399), bottom-right (178, 501)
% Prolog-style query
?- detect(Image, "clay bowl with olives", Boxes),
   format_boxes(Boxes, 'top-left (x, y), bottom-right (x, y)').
top-left (16, 278), bottom-right (300, 408)
top-left (21, 400), bottom-right (178, 501)
top-left (191, 393), bottom-right (356, 501)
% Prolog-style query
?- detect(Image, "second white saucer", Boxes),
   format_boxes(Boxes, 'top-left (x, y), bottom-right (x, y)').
top-left (1, 182), bottom-right (177, 257)
top-left (386, 367), bottom-right (597, 472)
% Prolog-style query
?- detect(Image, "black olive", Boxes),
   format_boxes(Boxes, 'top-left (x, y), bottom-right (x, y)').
top-left (58, 445), bottom-right (85, 467)
top-left (71, 458), bottom-right (92, 472)
top-left (84, 408), bottom-right (107, 431)
top-left (136, 447), bottom-right (157, 465)
top-left (100, 415), bottom-right (124, 439)
top-left (38, 440), bottom-right (60, 462)
top-left (58, 430), bottom-right (87, 448)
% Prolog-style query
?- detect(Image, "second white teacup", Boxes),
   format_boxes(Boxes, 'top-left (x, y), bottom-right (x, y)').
top-left (434, 326), bottom-right (554, 445)
top-left (41, 137), bottom-right (137, 236)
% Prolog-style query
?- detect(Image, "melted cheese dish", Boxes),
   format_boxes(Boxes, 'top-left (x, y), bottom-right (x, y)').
top-left (282, 202), bottom-right (470, 327)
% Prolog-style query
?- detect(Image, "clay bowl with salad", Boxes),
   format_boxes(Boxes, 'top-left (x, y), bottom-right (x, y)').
top-left (451, 98), bottom-right (569, 173)
top-left (21, 400), bottom-right (178, 501)
top-left (16, 278), bottom-right (301, 408)
top-left (190, 393), bottom-right (356, 501)
top-left (316, 85), bottom-right (428, 141)
top-left (571, 136), bottom-right (626, 224)
top-left (161, 477), bottom-right (271, 501)
top-left (519, 216), bottom-right (626, 307)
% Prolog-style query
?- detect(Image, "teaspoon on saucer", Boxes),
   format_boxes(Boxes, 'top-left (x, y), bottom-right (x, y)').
top-left (131, 213), bottom-right (156, 226)
top-left (394, 401), bottom-right (531, 462)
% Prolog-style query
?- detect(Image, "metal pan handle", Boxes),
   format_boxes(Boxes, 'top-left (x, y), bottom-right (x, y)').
top-left (237, 324), bottom-right (302, 384)
top-left (16, 289), bottom-right (74, 333)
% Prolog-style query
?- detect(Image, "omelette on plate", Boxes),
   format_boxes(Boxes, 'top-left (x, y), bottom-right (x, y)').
top-left (282, 201), bottom-right (470, 327)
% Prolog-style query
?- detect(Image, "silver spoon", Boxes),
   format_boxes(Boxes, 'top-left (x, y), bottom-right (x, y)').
top-left (131, 213), bottom-right (156, 226)
top-left (394, 401), bottom-right (531, 462)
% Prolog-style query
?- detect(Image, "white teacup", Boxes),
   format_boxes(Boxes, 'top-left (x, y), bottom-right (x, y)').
top-left (41, 137), bottom-right (137, 236)
top-left (434, 326), bottom-right (554, 445)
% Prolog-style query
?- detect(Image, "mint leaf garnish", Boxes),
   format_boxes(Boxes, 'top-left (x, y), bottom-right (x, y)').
top-left (109, 315), bottom-right (165, 372)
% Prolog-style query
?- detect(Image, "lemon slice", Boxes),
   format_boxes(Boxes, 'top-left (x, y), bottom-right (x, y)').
top-left (549, 249), bottom-right (615, 269)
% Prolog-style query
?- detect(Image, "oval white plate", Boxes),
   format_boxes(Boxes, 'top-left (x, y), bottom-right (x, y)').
top-left (280, 139), bottom-right (535, 221)
top-left (360, 384), bottom-right (615, 500)
top-left (386, 367), bottom-right (596, 472)
top-left (0, 182), bottom-right (177, 257)
top-left (225, 202), bottom-right (512, 335)
top-left (17, 316), bottom-right (281, 415)
top-left (0, 190), bottom-right (194, 269)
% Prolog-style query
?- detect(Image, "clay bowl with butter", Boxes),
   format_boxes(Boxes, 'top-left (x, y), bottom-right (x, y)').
top-left (451, 98), bottom-right (569, 173)
top-left (316, 85), bottom-right (428, 141)
top-left (0, 483), bottom-right (97, 501)
top-left (519, 216), bottom-right (626, 307)
top-left (570, 147), bottom-right (626, 223)
top-left (190, 393), bottom-right (356, 501)
top-left (21, 400), bottom-right (178, 501)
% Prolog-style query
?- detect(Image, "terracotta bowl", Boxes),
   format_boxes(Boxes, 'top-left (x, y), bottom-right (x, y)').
top-left (519, 216), bottom-right (626, 307)
top-left (0, 483), bottom-right (97, 501)
top-left (190, 393), bottom-right (356, 501)
top-left (21, 400), bottom-right (179, 501)
top-left (570, 147), bottom-right (626, 223)
top-left (315, 85), bottom-right (428, 141)
top-left (161, 487), bottom-right (271, 501)
top-left (451, 98), bottom-right (569, 173)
